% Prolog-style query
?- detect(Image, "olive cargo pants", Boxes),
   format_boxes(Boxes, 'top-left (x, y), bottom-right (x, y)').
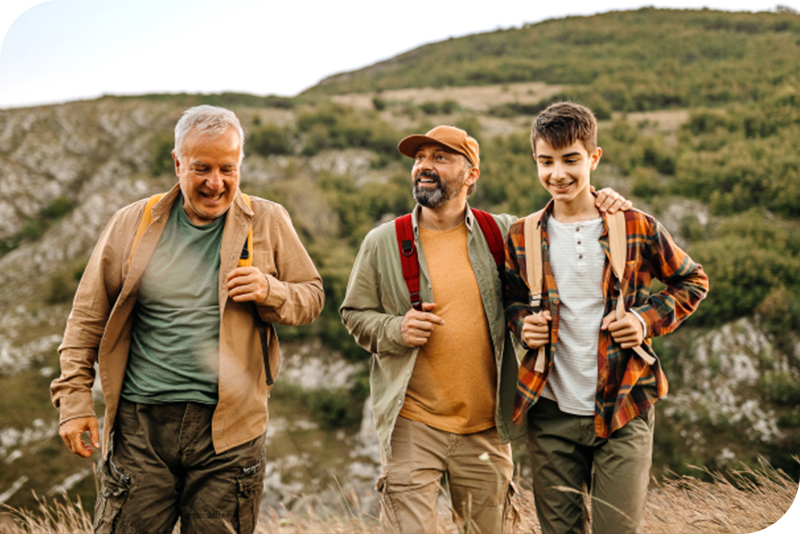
top-left (528, 398), bottom-right (654, 534)
top-left (94, 398), bottom-right (266, 534)
top-left (377, 415), bottom-right (515, 534)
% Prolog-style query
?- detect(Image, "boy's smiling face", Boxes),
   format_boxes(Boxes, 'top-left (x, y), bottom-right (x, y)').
top-left (534, 139), bottom-right (602, 209)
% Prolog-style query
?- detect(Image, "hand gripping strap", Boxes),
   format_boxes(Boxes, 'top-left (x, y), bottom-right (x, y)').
top-left (395, 214), bottom-right (422, 311)
top-left (238, 193), bottom-right (274, 385)
top-left (523, 210), bottom-right (547, 374)
top-left (606, 211), bottom-right (655, 365)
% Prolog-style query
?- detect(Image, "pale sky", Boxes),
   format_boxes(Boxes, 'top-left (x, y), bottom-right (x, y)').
top-left (1, 0), bottom-right (798, 109)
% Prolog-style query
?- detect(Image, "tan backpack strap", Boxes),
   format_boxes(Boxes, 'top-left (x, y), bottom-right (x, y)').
top-left (238, 193), bottom-right (254, 268)
top-left (606, 211), bottom-right (655, 365)
top-left (524, 210), bottom-right (547, 373)
top-left (524, 210), bottom-right (545, 308)
top-left (128, 194), bottom-right (165, 270)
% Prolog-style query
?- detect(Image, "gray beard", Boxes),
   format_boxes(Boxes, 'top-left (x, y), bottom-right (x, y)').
top-left (413, 182), bottom-right (448, 208)
top-left (413, 173), bottom-right (463, 209)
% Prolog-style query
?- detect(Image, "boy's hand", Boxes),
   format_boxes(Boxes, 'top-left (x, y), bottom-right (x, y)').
top-left (595, 188), bottom-right (632, 213)
top-left (601, 311), bottom-right (644, 348)
top-left (400, 302), bottom-right (444, 347)
top-left (522, 310), bottom-right (552, 349)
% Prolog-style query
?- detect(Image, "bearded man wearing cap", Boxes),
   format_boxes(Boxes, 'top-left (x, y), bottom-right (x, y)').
top-left (340, 125), bottom-right (629, 533)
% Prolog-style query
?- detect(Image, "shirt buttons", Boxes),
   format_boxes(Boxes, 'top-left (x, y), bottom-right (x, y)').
top-left (576, 227), bottom-right (581, 232)
top-left (397, 399), bottom-right (403, 405)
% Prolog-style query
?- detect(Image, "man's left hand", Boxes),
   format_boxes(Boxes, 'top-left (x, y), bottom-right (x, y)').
top-left (227, 267), bottom-right (270, 304)
top-left (600, 311), bottom-right (644, 348)
top-left (595, 188), bottom-right (632, 214)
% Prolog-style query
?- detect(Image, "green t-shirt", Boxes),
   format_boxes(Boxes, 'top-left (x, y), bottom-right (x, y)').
top-left (121, 195), bottom-right (225, 405)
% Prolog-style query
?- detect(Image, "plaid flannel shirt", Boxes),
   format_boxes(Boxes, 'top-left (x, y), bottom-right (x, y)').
top-left (503, 201), bottom-right (708, 438)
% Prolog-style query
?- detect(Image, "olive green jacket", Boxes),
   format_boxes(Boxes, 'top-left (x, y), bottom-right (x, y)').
top-left (340, 205), bottom-right (526, 458)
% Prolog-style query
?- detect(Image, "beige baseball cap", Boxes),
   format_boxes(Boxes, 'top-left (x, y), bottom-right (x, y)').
top-left (397, 125), bottom-right (480, 168)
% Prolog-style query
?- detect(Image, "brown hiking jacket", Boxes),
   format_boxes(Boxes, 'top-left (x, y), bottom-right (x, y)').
top-left (51, 184), bottom-right (323, 458)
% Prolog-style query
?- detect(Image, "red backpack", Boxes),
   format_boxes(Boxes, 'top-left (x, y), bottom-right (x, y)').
top-left (394, 209), bottom-right (504, 311)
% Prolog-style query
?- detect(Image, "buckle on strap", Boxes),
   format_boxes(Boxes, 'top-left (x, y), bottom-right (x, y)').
top-left (529, 293), bottom-right (542, 310)
top-left (410, 291), bottom-right (421, 309)
top-left (401, 239), bottom-right (414, 257)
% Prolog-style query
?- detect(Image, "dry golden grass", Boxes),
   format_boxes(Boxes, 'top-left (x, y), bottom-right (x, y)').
top-left (2, 461), bottom-right (796, 534)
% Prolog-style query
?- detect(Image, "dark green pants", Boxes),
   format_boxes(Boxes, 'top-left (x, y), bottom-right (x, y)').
top-left (94, 398), bottom-right (266, 534)
top-left (528, 398), bottom-right (654, 534)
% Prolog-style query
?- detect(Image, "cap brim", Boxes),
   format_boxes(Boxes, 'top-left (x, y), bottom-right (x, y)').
top-left (397, 134), bottom-right (464, 160)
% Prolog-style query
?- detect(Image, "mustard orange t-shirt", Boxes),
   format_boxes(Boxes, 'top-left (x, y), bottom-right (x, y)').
top-left (399, 221), bottom-right (497, 434)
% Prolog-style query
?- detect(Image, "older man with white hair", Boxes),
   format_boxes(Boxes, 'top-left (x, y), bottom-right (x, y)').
top-left (51, 105), bottom-right (324, 534)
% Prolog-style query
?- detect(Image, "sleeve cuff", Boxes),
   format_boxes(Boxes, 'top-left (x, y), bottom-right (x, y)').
top-left (57, 392), bottom-right (96, 425)
top-left (387, 315), bottom-right (406, 350)
top-left (631, 309), bottom-right (648, 338)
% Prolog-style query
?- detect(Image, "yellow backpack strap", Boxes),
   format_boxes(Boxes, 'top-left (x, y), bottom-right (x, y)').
top-left (128, 194), bottom-right (165, 270)
top-left (606, 211), bottom-right (655, 365)
top-left (523, 209), bottom-right (547, 373)
top-left (238, 193), bottom-right (254, 268)
top-left (238, 193), bottom-right (275, 385)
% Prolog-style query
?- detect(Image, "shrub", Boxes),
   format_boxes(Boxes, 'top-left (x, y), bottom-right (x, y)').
top-left (248, 123), bottom-right (293, 156)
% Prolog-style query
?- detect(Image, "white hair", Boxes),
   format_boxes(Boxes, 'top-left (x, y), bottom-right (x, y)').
top-left (174, 105), bottom-right (245, 161)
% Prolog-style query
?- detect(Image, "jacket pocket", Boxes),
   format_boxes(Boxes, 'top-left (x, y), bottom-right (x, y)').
top-left (93, 456), bottom-right (131, 534)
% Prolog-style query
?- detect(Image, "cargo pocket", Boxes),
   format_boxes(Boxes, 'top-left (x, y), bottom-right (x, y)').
top-left (93, 456), bottom-right (131, 534)
top-left (235, 456), bottom-right (265, 534)
top-left (502, 481), bottom-right (522, 534)
top-left (376, 476), bottom-right (400, 534)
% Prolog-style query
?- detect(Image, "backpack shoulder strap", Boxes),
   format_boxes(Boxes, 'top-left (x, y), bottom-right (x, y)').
top-left (128, 193), bottom-right (165, 270)
top-left (238, 193), bottom-right (254, 268)
top-left (238, 193), bottom-right (276, 385)
top-left (470, 208), bottom-right (504, 269)
top-left (395, 214), bottom-right (422, 311)
top-left (606, 211), bottom-right (655, 365)
top-left (606, 210), bottom-right (627, 282)
top-left (523, 209), bottom-right (547, 373)
top-left (523, 209), bottom-right (545, 309)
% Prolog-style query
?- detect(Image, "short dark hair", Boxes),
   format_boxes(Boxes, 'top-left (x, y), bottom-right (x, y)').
top-left (531, 102), bottom-right (597, 156)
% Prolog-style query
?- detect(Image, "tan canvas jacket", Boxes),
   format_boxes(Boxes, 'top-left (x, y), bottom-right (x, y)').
top-left (51, 184), bottom-right (324, 458)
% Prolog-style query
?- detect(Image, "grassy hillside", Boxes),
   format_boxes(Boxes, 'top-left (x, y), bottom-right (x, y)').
top-left (307, 8), bottom-right (800, 112)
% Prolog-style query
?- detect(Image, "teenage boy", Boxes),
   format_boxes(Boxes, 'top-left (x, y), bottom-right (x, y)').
top-left (503, 102), bottom-right (708, 534)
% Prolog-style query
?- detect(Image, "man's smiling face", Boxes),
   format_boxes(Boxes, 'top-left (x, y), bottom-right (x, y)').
top-left (534, 139), bottom-right (601, 207)
top-left (173, 127), bottom-right (242, 225)
top-left (411, 143), bottom-right (472, 209)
